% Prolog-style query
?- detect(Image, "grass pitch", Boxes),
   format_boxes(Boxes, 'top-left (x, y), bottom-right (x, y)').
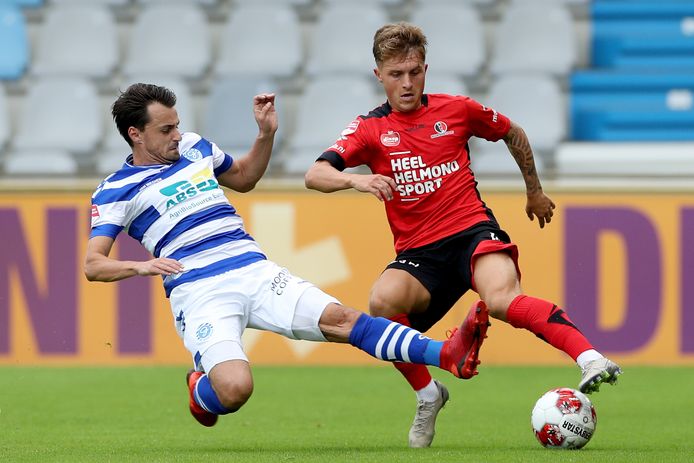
top-left (1, 365), bottom-right (692, 462)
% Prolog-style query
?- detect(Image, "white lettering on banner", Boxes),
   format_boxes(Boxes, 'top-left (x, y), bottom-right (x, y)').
top-left (390, 154), bottom-right (459, 199)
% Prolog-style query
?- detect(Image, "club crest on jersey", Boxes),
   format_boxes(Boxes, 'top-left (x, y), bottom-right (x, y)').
top-left (181, 148), bottom-right (203, 162)
top-left (380, 131), bottom-right (400, 147)
top-left (430, 120), bottom-right (454, 139)
top-left (340, 119), bottom-right (360, 140)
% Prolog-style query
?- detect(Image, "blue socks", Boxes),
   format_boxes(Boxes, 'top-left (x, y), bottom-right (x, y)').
top-left (193, 373), bottom-right (231, 415)
top-left (348, 313), bottom-right (443, 367)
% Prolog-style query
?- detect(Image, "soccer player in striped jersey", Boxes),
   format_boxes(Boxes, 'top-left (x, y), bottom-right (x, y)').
top-left (305, 23), bottom-right (622, 448)
top-left (84, 83), bottom-right (487, 429)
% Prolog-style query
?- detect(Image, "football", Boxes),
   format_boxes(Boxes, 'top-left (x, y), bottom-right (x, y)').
top-left (531, 387), bottom-right (597, 449)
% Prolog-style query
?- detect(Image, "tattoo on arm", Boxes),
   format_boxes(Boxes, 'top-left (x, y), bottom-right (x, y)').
top-left (504, 123), bottom-right (542, 195)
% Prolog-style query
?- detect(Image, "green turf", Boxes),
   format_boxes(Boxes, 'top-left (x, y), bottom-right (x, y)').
top-left (1, 365), bottom-right (692, 462)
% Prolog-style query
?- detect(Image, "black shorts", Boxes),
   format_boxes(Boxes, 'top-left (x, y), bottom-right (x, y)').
top-left (385, 222), bottom-right (517, 332)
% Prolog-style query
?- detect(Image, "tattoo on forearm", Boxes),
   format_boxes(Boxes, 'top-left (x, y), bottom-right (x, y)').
top-left (505, 125), bottom-right (541, 194)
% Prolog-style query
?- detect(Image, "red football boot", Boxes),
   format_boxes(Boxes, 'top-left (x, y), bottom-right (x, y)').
top-left (440, 301), bottom-right (490, 379)
top-left (186, 369), bottom-right (218, 427)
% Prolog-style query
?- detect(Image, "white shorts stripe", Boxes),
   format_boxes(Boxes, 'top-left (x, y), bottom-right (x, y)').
top-left (386, 325), bottom-right (407, 360)
top-left (374, 322), bottom-right (398, 360)
top-left (399, 329), bottom-right (417, 363)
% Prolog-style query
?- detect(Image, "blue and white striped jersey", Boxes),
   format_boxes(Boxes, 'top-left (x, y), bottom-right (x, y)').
top-left (90, 132), bottom-right (266, 296)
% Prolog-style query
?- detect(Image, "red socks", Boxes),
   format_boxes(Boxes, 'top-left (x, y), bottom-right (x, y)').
top-left (506, 295), bottom-right (593, 361)
top-left (388, 313), bottom-right (432, 391)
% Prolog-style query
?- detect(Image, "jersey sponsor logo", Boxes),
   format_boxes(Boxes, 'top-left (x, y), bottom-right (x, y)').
top-left (380, 131), bottom-right (400, 147)
top-left (430, 121), bottom-right (454, 139)
top-left (159, 167), bottom-right (219, 209)
top-left (91, 204), bottom-right (100, 218)
top-left (340, 119), bottom-right (360, 140)
top-left (181, 148), bottom-right (203, 162)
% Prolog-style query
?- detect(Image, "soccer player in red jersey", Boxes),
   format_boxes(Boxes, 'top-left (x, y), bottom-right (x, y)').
top-left (305, 23), bottom-right (622, 448)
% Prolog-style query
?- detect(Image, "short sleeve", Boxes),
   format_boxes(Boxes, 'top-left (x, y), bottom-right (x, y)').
top-left (463, 97), bottom-right (511, 142)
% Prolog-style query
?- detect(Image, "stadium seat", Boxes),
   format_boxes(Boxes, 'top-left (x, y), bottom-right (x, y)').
top-left (425, 74), bottom-right (469, 96)
top-left (0, 5), bottom-right (28, 80)
top-left (50, 0), bottom-right (128, 5)
top-left (0, 85), bottom-right (8, 150)
top-left (105, 76), bottom-right (196, 149)
top-left (590, 1), bottom-right (694, 70)
top-left (409, 3), bottom-right (484, 77)
top-left (214, 4), bottom-right (302, 80)
top-left (32, 5), bottom-right (118, 78)
top-left (202, 76), bottom-right (284, 157)
top-left (123, 4), bottom-right (210, 79)
top-left (556, 142), bottom-right (694, 177)
top-left (570, 71), bottom-right (694, 141)
top-left (487, 73), bottom-right (565, 152)
top-left (4, 149), bottom-right (78, 175)
top-left (233, 0), bottom-right (311, 6)
top-left (283, 75), bottom-right (380, 174)
top-left (95, 148), bottom-right (130, 175)
top-left (490, 1), bottom-right (576, 76)
top-left (305, 4), bottom-right (389, 77)
top-left (13, 77), bottom-right (102, 154)
top-left (5, 0), bottom-right (43, 7)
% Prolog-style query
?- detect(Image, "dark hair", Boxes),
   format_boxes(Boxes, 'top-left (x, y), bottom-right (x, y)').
top-left (373, 22), bottom-right (427, 66)
top-left (111, 83), bottom-right (177, 147)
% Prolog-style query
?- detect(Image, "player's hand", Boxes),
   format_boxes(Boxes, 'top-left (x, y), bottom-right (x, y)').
top-left (135, 258), bottom-right (184, 277)
top-left (350, 174), bottom-right (397, 201)
top-left (526, 192), bottom-right (556, 228)
top-left (253, 93), bottom-right (278, 136)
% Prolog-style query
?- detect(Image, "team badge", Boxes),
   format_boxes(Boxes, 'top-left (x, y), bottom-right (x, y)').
top-left (430, 120), bottom-right (454, 139)
top-left (182, 148), bottom-right (203, 162)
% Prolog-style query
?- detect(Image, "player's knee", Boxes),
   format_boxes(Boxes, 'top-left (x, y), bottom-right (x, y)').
top-left (214, 376), bottom-right (253, 412)
top-left (483, 291), bottom-right (518, 320)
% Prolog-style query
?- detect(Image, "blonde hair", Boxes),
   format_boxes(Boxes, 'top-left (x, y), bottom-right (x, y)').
top-left (373, 22), bottom-right (427, 66)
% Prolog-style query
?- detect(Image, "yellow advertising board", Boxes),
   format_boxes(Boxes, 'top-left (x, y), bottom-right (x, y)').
top-left (0, 189), bottom-right (692, 366)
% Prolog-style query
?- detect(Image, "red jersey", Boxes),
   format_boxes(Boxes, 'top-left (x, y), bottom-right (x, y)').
top-left (319, 94), bottom-right (511, 253)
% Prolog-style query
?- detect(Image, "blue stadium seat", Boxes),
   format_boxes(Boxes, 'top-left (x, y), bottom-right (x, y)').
top-left (570, 71), bottom-right (694, 141)
top-left (0, 5), bottom-right (29, 80)
top-left (4, 0), bottom-right (43, 7)
top-left (591, 0), bottom-right (694, 69)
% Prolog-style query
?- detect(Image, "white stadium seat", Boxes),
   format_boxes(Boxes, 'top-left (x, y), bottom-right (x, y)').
top-left (124, 4), bottom-right (210, 79)
top-left (491, 1), bottom-right (576, 76)
top-left (424, 74), bottom-right (469, 96)
top-left (0, 85), bottom-right (9, 152)
top-left (214, 4), bottom-right (302, 79)
top-left (410, 3), bottom-right (485, 77)
top-left (284, 75), bottom-right (380, 174)
top-left (202, 77), bottom-right (284, 156)
top-left (306, 4), bottom-right (389, 77)
top-left (4, 149), bottom-right (78, 175)
top-left (32, 5), bottom-right (118, 78)
top-left (14, 77), bottom-right (102, 154)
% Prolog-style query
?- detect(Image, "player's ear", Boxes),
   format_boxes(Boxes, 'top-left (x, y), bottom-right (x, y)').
top-left (373, 67), bottom-right (383, 83)
top-left (128, 126), bottom-right (142, 144)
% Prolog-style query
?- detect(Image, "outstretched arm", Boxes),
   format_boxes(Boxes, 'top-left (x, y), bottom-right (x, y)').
top-left (84, 235), bottom-right (184, 282)
top-left (305, 160), bottom-right (397, 202)
top-left (503, 121), bottom-right (556, 228)
top-left (217, 93), bottom-right (278, 192)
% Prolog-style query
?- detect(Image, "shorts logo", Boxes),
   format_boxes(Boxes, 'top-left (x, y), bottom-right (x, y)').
top-left (91, 205), bottom-right (100, 218)
top-left (195, 323), bottom-right (213, 341)
top-left (182, 148), bottom-right (203, 162)
top-left (380, 131), bottom-right (400, 147)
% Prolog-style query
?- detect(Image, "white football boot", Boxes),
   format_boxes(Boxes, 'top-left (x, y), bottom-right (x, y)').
top-left (578, 358), bottom-right (623, 394)
top-left (408, 380), bottom-right (450, 448)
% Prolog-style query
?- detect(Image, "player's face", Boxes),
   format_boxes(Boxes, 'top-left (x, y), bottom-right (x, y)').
top-left (132, 103), bottom-right (182, 165)
top-left (375, 52), bottom-right (427, 113)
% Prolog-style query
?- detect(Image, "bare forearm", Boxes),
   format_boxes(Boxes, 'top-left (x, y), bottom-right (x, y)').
top-left (305, 161), bottom-right (355, 193)
top-left (504, 123), bottom-right (543, 195)
top-left (236, 133), bottom-right (275, 191)
top-left (84, 255), bottom-right (141, 282)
